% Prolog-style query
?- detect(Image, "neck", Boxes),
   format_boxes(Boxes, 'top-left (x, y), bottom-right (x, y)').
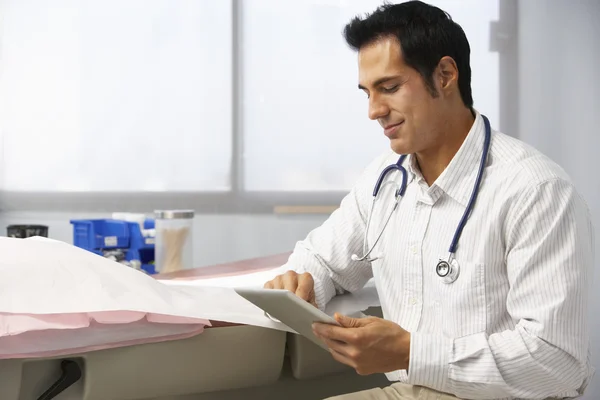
top-left (415, 107), bottom-right (475, 186)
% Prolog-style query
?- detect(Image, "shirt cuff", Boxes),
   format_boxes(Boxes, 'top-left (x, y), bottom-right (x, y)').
top-left (407, 332), bottom-right (452, 393)
top-left (312, 274), bottom-right (336, 312)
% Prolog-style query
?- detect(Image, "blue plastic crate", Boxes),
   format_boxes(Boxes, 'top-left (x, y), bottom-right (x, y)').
top-left (143, 218), bottom-right (155, 230)
top-left (123, 221), bottom-right (155, 274)
top-left (70, 219), bottom-right (130, 251)
top-left (126, 221), bottom-right (155, 250)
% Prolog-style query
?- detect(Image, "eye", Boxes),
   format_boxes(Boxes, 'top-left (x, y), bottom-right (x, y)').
top-left (382, 85), bottom-right (399, 93)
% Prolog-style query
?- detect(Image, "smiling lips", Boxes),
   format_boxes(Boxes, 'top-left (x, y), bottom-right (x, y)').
top-left (383, 121), bottom-right (404, 138)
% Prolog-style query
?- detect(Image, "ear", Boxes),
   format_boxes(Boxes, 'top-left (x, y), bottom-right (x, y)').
top-left (436, 56), bottom-right (459, 92)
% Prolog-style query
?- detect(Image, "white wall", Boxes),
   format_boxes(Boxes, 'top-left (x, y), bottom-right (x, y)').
top-left (518, 0), bottom-right (600, 397)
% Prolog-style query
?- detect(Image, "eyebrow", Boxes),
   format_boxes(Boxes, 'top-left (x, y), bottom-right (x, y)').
top-left (358, 75), bottom-right (402, 91)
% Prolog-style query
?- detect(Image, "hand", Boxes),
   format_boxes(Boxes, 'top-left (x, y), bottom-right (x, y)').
top-left (263, 270), bottom-right (317, 308)
top-left (312, 313), bottom-right (410, 375)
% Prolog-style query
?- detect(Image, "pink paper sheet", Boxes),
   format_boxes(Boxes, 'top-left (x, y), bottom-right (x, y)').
top-left (0, 237), bottom-right (210, 359)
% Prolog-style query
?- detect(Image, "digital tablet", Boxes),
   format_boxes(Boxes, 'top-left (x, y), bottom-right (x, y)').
top-left (234, 288), bottom-right (339, 351)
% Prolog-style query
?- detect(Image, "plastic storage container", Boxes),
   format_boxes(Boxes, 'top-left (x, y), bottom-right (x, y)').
top-left (70, 219), bottom-right (130, 252)
top-left (123, 219), bottom-right (156, 274)
top-left (6, 225), bottom-right (48, 238)
top-left (70, 218), bottom-right (156, 274)
top-left (154, 210), bottom-right (194, 274)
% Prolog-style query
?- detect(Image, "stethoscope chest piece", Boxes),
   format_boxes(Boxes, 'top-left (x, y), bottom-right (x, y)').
top-left (436, 258), bottom-right (460, 284)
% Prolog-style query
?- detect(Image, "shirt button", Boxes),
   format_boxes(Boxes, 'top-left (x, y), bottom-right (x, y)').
top-left (409, 298), bottom-right (418, 305)
top-left (410, 245), bottom-right (418, 254)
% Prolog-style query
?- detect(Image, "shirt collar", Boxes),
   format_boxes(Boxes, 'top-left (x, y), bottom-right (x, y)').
top-left (405, 111), bottom-right (487, 207)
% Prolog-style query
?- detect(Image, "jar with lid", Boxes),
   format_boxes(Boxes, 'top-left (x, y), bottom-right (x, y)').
top-left (154, 210), bottom-right (195, 273)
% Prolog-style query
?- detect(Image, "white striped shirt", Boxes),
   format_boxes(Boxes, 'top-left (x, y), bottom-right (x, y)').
top-left (282, 112), bottom-right (594, 399)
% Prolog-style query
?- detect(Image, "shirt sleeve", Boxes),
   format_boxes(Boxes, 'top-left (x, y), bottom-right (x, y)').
top-left (407, 178), bottom-right (594, 399)
top-left (279, 152), bottom-right (393, 310)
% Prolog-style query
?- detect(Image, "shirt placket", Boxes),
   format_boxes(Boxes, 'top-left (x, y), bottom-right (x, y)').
top-left (402, 185), bottom-right (435, 332)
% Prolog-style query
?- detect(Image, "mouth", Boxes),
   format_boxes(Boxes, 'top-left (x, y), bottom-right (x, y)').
top-left (383, 121), bottom-right (404, 138)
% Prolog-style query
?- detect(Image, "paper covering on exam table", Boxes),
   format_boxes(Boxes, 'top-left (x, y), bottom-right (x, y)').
top-left (0, 237), bottom-right (287, 332)
top-left (0, 236), bottom-right (212, 318)
top-left (0, 237), bottom-right (209, 358)
top-left (158, 268), bottom-right (381, 319)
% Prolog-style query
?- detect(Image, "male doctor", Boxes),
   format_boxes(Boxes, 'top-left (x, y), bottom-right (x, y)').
top-left (264, 1), bottom-right (594, 399)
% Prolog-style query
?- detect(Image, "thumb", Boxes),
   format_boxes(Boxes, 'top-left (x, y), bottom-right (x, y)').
top-left (334, 313), bottom-right (368, 328)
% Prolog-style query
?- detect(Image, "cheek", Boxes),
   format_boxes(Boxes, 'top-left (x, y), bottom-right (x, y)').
top-left (403, 92), bottom-right (437, 131)
top-left (391, 89), bottom-right (412, 113)
top-left (392, 86), bottom-right (428, 121)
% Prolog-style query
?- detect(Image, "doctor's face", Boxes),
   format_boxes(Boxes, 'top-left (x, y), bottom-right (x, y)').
top-left (357, 37), bottom-right (444, 155)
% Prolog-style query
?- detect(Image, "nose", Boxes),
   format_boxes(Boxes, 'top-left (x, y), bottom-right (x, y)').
top-left (368, 94), bottom-right (389, 121)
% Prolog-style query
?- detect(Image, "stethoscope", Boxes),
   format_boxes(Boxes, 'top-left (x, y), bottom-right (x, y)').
top-left (351, 115), bottom-right (492, 284)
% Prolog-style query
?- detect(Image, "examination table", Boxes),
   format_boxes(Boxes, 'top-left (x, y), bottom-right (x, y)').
top-left (0, 253), bottom-right (389, 400)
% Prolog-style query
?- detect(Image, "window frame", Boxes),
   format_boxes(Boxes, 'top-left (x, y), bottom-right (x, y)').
top-left (0, 0), bottom-right (518, 214)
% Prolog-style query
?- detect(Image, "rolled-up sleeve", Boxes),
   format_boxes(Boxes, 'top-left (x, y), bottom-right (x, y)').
top-left (408, 178), bottom-right (594, 399)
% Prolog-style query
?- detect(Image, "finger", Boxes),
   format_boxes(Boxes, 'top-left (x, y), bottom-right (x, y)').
top-left (263, 281), bottom-right (274, 289)
top-left (295, 272), bottom-right (314, 302)
top-left (327, 347), bottom-right (371, 376)
top-left (328, 347), bottom-right (357, 370)
top-left (268, 274), bottom-right (285, 289)
top-left (315, 332), bottom-right (353, 358)
top-left (312, 323), bottom-right (358, 344)
top-left (334, 313), bottom-right (371, 328)
top-left (282, 271), bottom-right (299, 292)
top-left (318, 337), bottom-right (370, 375)
top-left (320, 336), bottom-right (354, 358)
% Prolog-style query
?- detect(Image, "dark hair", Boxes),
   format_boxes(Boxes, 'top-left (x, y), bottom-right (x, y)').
top-left (343, 1), bottom-right (473, 108)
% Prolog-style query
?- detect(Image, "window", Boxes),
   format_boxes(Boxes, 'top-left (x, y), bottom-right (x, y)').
top-left (241, 0), bottom-right (500, 192)
top-left (0, 0), bottom-right (507, 211)
top-left (0, 0), bottom-right (232, 192)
